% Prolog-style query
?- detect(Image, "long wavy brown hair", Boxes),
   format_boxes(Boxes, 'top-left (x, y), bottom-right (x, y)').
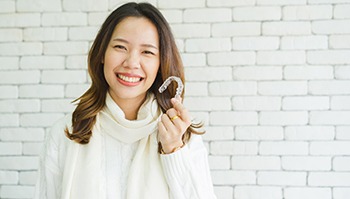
top-left (65, 2), bottom-right (203, 147)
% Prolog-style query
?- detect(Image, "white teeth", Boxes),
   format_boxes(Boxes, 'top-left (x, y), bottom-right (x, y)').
top-left (118, 74), bottom-right (141, 83)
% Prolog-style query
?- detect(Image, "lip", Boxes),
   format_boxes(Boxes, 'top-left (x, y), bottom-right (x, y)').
top-left (116, 72), bottom-right (144, 87)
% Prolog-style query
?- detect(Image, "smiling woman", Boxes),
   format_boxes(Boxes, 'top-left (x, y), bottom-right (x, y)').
top-left (34, 2), bottom-right (216, 199)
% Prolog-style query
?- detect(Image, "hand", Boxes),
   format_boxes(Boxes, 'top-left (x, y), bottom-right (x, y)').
top-left (158, 97), bottom-right (192, 154)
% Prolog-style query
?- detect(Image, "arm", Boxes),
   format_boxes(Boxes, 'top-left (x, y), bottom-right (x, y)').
top-left (160, 134), bottom-right (216, 199)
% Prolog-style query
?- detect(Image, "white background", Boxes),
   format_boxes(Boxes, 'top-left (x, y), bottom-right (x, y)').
top-left (0, 0), bottom-right (350, 198)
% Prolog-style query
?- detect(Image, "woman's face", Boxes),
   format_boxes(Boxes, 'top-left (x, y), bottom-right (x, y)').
top-left (103, 16), bottom-right (160, 104)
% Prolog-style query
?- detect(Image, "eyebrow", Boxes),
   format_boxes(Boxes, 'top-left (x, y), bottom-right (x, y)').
top-left (112, 38), bottom-right (158, 50)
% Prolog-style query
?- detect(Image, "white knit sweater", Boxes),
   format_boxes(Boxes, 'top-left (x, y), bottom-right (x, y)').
top-left (35, 105), bottom-right (216, 199)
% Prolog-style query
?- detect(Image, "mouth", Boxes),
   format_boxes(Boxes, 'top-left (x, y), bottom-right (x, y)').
top-left (116, 73), bottom-right (144, 86)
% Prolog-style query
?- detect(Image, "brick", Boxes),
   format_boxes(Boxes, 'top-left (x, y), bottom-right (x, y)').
top-left (0, 0), bottom-right (15, 13)
top-left (309, 0), bottom-right (350, 3)
top-left (334, 4), bottom-right (350, 19)
top-left (235, 126), bottom-right (284, 140)
top-left (284, 66), bottom-right (333, 80)
top-left (212, 22), bottom-right (261, 36)
top-left (63, 0), bottom-right (107, 11)
top-left (176, 39), bottom-right (184, 52)
top-left (184, 8), bottom-right (231, 23)
top-left (208, 52), bottom-right (256, 66)
top-left (333, 157), bottom-right (350, 171)
top-left (0, 28), bottom-right (22, 42)
top-left (43, 42), bottom-right (88, 55)
top-left (312, 20), bottom-right (350, 34)
top-left (66, 55), bottom-right (88, 69)
top-left (233, 7), bottom-right (281, 21)
top-left (23, 27), bottom-right (67, 41)
top-left (20, 113), bottom-right (64, 127)
top-left (0, 86), bottom-right (18, 99)
top-left (0, 114), bottom-right (19, 127)
top-left (160, 10), bottom-right (182, 23)
top-left (232, 96), bottom-right (281, 111)
top-left (203, 126), bottom-right (234, 141)
top-left (282, 156), bottom-right (331, 171)
top-left (65, 84), bottom-right (90, 98)
top-left (181, 53), bottom-right (206, 67)
top-left (210, 111), bottom-right (258, 125)
top-left (311, 111), bottom-right (350, 125)
top-left (88, 12), bottom-right (108, 26)
top-left (284, 187), bottom-right (331, 199)
top-left (283, 5), bottom-right (332, 20)
top-left (257, 51), bottom-right (305, 65)
top-left (184, 82), bottom-right (208, 96)
top-left (0, 13), bottom-right (40, 27)
top-left (257, 0), bottom-right (306, 5)
top-left (330, 35), bottom-right (350, 49)
top-left (185, 67), bottom-right (232, 81)
top-left (0, 128), bottom-right (45, 141)
top-left (0, 42), bottom-right (42, 56)
top-left (283, 96), bottom-right (329, 110)
top-left (308, 50), bottom-right (350, 64)
top-left (260, 141), bottom-right (308, 155)
top-left (0, 185), bottom-right (35, 198)
top-left (208, 156), bottom-right (230, 170)
top-left (23, 142), bottom-right (42, 155)
top-left (0, 99), bottom-right (40, 113)
top-left (235, 186), bottom-right (282, 199)
top-left (212, 170), bottom-right (255, 185)
top-left (285, 126), bottom-right (335, 140)
top-left (0, 57), bottom-right (19, 70)
top-left (186, 38), bottom-right (231, 52)
top-left (336, 126), bottom-right (350, 140)
top-left (0, 142), bottom-right (22, 155)
top-left (20, 56), bottom-right (65, 69)
top-left (234, 66), bottom-right (282, 80)
top-left (262, 22), bottom-right (311, 35)
top-left (41, 70), bottom-right (86, 84)
top-left (258, 171), bottom-right (306, 186)
top-left (209, 81), bottom-right (257, 96)
top-left (207, 0), bottom-right (255, 7)
top-left (42, 13), bottom-right (87, 26)
top-left (41, 99), bottom-right (75, 113)
top-left (0, 156), bottom-right (38, 170)
top-left (261, 110), bottom-right (308, 126)
top-left (281, 36), bottom-right (328, 50)
top-left (331, 96), bottom-right (350, 110)
top-left (0, 171), bottom-right (18, 184)
top-left (258, 81), bottom-right (307, 96)
top-left (158, 0), bottom-right (205, 8)
top-left (231, 156), bottom-right (281, 170)
top-left (19, 85), bottom-right (64, 98)
top-left (191, 112), bottom-right (209, 127)
top-left (17, 0), bottom-right (62, 12)
top-left (0, 71), bottom-right (40, 84)
top-left (232, 37), bottom-right (279, 50)
top-left (213, 186), bottom-right (233, 199)
top-left (310, 141), bottom-right (350, 155)
top-left (210, 141), bottom-right (258, 155)
top-left (184, 97), bottom-right (231, 111)
top-left (69, 26), bottom-right (99, 41)
top-left (19, 171), bottom-right (37, 185)
top-left (334, 188), bottom-right (350, 199)
top-left (309, 81), bottom-right (350, 95)
top-left (309, 172), bottom-right (350, 186)
top-left (171, 24), bottom-right (210, 38)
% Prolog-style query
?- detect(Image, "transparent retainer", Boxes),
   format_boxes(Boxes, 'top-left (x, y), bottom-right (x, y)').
top-left (158, 76), bottom-right (184, 99)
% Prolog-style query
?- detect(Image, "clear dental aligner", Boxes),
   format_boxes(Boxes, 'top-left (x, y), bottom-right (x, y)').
top-left (158, 76), bottom-right (184, 99)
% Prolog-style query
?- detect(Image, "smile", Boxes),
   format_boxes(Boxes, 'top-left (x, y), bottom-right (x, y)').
top-left (117, 74), bottom-right (143, 83)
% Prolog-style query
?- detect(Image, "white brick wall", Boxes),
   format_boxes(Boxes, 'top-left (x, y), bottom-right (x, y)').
top-left (0, 0), bottom-right (349, 198)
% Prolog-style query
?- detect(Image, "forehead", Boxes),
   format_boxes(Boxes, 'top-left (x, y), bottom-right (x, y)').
top-left (111, 16), bottom-right (159, 45)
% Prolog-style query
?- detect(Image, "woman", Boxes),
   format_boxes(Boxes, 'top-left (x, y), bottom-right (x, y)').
top-left (35, 2), bottom-right (216, 199)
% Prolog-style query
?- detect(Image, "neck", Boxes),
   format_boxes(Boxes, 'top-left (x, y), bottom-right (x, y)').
top-left (108, 91), bottom-right (147, 120)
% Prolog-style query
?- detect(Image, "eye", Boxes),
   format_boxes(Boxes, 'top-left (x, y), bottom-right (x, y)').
top-left (114, 45), bottom-right (127, 50)
top-left (143, 50), bottom-right (155, 55)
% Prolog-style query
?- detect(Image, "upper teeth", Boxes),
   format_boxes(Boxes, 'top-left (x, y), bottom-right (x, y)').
top-left (118, 74), bottom-right (141, 83)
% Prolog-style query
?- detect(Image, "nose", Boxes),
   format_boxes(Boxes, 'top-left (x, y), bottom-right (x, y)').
top-left (123, 51), bottom-right (141, 69)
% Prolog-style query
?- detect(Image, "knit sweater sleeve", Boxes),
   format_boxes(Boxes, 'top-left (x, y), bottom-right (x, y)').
top-left (160, 134), bottom-right (217, 199)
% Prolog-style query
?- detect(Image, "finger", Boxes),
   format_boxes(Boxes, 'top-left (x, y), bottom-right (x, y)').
top-left (161, 114), bottom-right (177, 134)
top-left (171, 98), bottom-right (191, 125)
